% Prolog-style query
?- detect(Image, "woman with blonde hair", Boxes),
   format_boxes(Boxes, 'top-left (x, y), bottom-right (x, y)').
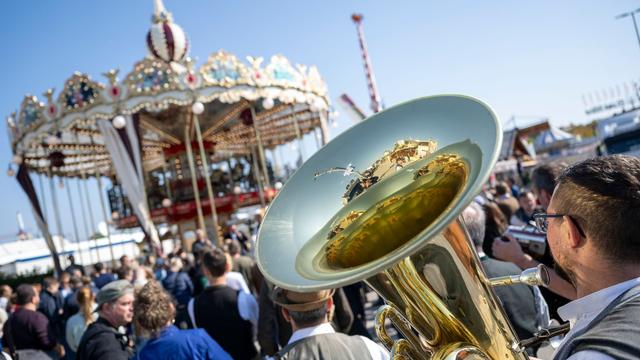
top-left (65, 286), bottom-right (98, 354)
top-left (134, 281), bottom-right (231, 360)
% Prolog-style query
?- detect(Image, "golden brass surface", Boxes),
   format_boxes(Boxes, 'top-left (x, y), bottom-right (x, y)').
top-left (256, 96), bottom-right (525, 359)
top-left (323, 154), bottom-right (467, 269)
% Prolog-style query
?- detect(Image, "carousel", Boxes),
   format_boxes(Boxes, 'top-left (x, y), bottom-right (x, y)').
top-left (5, 0), bottom-right (332, 274)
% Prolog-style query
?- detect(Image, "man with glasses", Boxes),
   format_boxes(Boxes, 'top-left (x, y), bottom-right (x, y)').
top-left (493, 164), bottom-right (577, 315)
top-left (534, 156), bottom-right (640, 360)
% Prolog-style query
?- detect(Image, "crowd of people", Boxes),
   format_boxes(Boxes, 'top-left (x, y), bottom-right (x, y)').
top-left (0, 222), bottom-right (384, 360)
top-left (0, 155), bottom-right (638, 360)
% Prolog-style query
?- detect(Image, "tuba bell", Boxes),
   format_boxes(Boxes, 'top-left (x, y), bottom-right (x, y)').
top-left (256, 95), bottom-right (548, 359)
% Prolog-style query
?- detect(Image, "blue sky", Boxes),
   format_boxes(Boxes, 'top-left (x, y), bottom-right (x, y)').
top-left (0, 0), bottom-right (638, 240)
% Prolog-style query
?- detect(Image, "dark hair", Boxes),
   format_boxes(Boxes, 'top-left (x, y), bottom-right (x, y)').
top-left (226, 240), bottom-right (242, 256)
top-left (115, 266), bottom-right (132, 280)
top-left (531, 163), bottom-right (566, 194)
top-left (517, 190), bottom-right (534, 199)
top-left (495, 182), bottom-right (509, 196)
top-left (554, 155), bottom-right (640, 262)
top-left (94, 262), bottom-right (104, 272)
top-left (202, 248), bottom-right (227, 277)
top-left (42, 277), bottom-right (58, 290)
top-left (287, 303), bottom-right (328, 328)
top-left (483, 202), bottom-right (508, 240)
top-left (15, 284), bottom-right (36, 305)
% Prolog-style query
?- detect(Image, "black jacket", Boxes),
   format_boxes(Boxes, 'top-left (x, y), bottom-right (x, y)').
top-left (38, 290), bottom-right (64, 341)
top-left (76, 317), bottom-right (131, 360)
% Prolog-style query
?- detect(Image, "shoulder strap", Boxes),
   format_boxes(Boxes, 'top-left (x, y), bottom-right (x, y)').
top-left (274, 336), bottom-right (309, 359)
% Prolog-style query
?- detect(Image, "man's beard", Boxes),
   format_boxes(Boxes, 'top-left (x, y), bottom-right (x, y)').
top-left (554, 261), bottom-right (576, 289)
top-left (549, 243), bottom-right (577, 289)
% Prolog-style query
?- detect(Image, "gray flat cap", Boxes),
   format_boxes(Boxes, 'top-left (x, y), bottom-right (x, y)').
top-left (96, 280), bottom-right (134, 309)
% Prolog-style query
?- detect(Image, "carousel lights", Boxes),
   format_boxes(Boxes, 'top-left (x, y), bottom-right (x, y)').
top-left (233, 185), bottom-right (242, 195)
top-left (112, 115), bottom-right (127, 129)
top-left (58, 178), bottom-right (65, 189)
top-left (162, 198), bottom-right (172, 207)
top-left (6, 164), bottom-right (15, 177)
top-left (262, 97), bottom-right (274, 110)
top-left (274, 181), bottom-right (283, 190)
top-left (191, 101), bottom-right (205, 115)
top-left (46, 132), bottom-right (62, 146)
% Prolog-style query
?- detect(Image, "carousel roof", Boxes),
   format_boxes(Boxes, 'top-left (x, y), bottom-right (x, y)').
top-left (7, 0), bottom-right (331, 178)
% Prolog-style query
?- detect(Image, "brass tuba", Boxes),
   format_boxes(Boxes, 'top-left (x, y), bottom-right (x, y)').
top-left (256, 95), bottom-right (548, 359)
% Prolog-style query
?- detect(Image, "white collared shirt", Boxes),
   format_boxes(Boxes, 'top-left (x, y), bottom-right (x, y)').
top-left (553, 277), bottom-right (640, 360)
top-left (287, 322), bottom-right (389, 360)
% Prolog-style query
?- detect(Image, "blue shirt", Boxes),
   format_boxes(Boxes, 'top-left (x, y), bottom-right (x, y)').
top-left (137, 325), bottom-right (231, 360)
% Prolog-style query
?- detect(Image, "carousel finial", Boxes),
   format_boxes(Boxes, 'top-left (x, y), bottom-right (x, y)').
top-left (147, 0), bottom-right (189, 63)
top-left (152, 0), bottom-right (173, 24)
top-left (43, 88), bottom-right (54, 104)
top-left (102, 69), bottom-right (120, 86)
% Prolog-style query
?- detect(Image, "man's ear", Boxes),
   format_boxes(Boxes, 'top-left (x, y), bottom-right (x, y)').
top-left (565, 216), bottom-right (584, 248)
top-left (326, 295), bottom-right (334, 310)
top-left (281, 307), bottom-right (291, 323)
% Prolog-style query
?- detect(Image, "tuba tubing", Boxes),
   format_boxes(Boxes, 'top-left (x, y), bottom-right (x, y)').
top-left (257, 95), bottom-right (535, 359)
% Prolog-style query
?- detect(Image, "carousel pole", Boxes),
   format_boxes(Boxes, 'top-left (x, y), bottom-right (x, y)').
top-left (184, 118), bottom-right (206, 231)
top-left (192, 104), bottom-right (221, 247)
top-left (226, 158), bottom-right (235, 191)
top-left (47, 171), bottom-right (65, 254)
top-left (270, 148), bottom-right (282, 179)
top-left (76, 178), bottom-right (95, 265)
top-left (95, 170), bottom-right (116, 266)
top-left (160, 152), bottom-right (173, 200)
top-left (292, 112), bottom-right (306, 161)
top-left (65, 178), bottom-right (85, 266)
top-left (318, 109), bottom-right (330, 146)
top-left (250, 145), bottom-right (267, 208)
top-left (249, 106), bottom-right (272, 191)
top-left (278, 145), bottom-right (287, 178)
top-left (82, 176), bottom-right (101, 263)
top-left (313, 128), bottom-right (321, 150)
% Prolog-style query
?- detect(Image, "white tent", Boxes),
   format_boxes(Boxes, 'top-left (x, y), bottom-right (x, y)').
top-left (534, 126), bottom-right (574, 151)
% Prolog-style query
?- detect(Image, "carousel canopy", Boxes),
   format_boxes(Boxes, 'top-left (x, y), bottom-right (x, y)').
top-left (7, 0), bottom-right (331, 178)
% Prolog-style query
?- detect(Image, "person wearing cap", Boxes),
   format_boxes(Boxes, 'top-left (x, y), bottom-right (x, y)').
top-left (273, 287), bottom-right (389, 360)
top-left (75, 280), bottom-right (134, 360)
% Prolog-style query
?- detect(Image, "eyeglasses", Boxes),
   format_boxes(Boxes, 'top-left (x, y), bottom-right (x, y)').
top-left (532, 211), bottom-right (586, 237)
top-left (532, 212), bottom-right (563, 233)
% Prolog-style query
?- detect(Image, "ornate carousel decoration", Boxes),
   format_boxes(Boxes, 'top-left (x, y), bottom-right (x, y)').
top-left (6, 0), bottom-right (332, 272)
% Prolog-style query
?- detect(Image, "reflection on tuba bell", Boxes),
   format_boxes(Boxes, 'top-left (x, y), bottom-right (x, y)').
top-left (256, 95), bottom-right (549, 359)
